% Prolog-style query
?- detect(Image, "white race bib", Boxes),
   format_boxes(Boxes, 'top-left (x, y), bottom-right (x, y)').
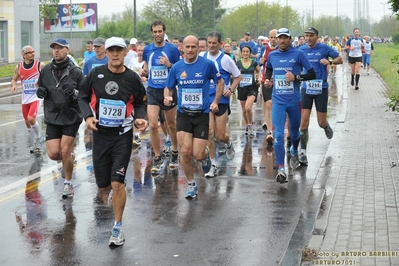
top-left (99, 98), bottom-right (126, 127)
top-left (240, 74), bottom-right (253, 87)
top-left (181, 88), bottom-right (203, 110)
top-left (275, 75), bottom-right (294, 94)
top-left (150, 66), bottom-right (168, 84)
top-left (305, 79), bottom-right (323, 95)
top-left (22, 79), bottom-right (36, 95)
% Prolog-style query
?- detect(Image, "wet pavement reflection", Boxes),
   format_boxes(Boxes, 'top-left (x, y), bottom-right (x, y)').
top-left (0, 78), bottom-right (338, 265)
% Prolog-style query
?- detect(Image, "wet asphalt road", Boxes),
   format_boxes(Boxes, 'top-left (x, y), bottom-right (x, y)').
top-left (0, 72), bottom-right (342, 265)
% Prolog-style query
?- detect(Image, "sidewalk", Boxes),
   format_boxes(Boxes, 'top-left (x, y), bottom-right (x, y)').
top-left (305, 66), bottom-right (399, 265)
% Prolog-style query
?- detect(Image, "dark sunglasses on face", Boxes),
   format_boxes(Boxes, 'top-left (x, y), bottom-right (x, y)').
top-left (25, 51), bottom-right (35, 55)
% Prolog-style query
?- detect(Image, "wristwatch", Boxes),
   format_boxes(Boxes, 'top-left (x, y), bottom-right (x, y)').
top-left (296, 75), bottom-right (302, 81)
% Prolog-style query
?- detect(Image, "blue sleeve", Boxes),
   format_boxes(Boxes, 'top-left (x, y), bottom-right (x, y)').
top-left (83, 61), bottom-right (89, 75)
top-left (170, 45), bottom-right (181, 64)
top-left (166, 65), bottom-right (178, 89)
top-left (299, 51), bottom-right (313, 71)
top-left (327, 45), bottom-right (339, 59)
top-left (346, 38), bottom-right (351, 46)
top-left (142, 46), bottom-right (149, 62)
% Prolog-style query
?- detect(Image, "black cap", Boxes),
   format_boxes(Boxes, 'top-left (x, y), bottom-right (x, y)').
top-left (245, 32), bottom-right (251, 36)
top-left (304, 27), bottom-right (319, 35)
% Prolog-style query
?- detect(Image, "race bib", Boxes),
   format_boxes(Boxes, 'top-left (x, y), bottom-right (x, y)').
top-left (98, 98), bottom-right (126, 127)
top-left (22, 79), bottom-right (37, 95)
top-left (240, 74), bottom-right (253, 87)
top-left (275, 75), bottom-right (294, 94)
top-left (305, 80), bottom-right (323, 95)
top-left (181, 88), bottom-right (203, 110)
top-left (150, 66), bottom-right (168, 84)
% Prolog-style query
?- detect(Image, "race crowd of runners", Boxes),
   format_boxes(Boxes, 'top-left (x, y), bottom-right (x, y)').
top-left (11, 20), bottom-right (375, 246)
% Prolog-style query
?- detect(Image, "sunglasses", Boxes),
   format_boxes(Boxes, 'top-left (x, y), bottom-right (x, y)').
top-left (24, 51), bottom-right (35, 55)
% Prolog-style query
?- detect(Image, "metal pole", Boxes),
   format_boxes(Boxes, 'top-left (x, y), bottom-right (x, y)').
top-left (69, 0), bottom-right (72, 39)
top-left (134, 0), bottom-right (137, 38)
top-left (337, 0), bottom-right (338, 37)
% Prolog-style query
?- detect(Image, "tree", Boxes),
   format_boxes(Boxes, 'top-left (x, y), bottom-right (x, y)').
top-left (39, 0), bottom-right (60, 21)
top-left (142, 0), bottom-right (226, 38)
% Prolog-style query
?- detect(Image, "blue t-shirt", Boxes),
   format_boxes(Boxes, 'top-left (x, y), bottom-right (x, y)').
top-left (266, 46), bottom-right (313, 104)
top-left (240, 41), bottom-right (256, 50)
top-left (166, 56), bottom-right (221, 114)
top-left (83, 56), bottom-right (108, 76)
top-left (300, 43), bottom-right (339, 89)
top-left (83, 50), bottom-right (95, 62)
top-left (143, 42), bottom-right (181, 89)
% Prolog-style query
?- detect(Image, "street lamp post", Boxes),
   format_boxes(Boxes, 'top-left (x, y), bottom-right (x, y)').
top-left (286, 0), bottom-right (288, 26)
top-left (133, 0), bottom-right (136, 38)
top-left (69, 0), bottom-right (72, 39)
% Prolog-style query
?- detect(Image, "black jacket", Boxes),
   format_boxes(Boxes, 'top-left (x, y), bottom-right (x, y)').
top-left (38, 58), bottom-right (83, 126)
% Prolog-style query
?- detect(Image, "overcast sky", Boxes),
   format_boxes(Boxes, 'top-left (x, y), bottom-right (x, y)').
top-left (60, 0), bottom-right (391, 23)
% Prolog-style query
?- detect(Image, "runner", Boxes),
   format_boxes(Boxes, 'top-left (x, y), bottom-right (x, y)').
top-left (78, 36), bottom-right (147, 246)
top-left (346, 28), bottom-right (365, 90)
top-left (201, 31), bottom-right (242, 178)
top-left (298, 27), bottom-right (343, 166)
top-left (11, 45), bottom-right (45, 154)
top-left (140, 20), bottom-right (181, 173)
top-left (265, 28), bottom-right (315, 183)
top-left (164, 35), bottom-right (222, 199)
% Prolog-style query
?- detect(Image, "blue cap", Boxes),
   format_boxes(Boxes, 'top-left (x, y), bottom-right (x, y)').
top-left (50, 38), bottom-right (69, 48)
top-left (276, 28), bottom-right (291, 37)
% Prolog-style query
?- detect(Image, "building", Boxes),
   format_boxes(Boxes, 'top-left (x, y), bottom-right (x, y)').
top-left (0, 0), bottom-right (40, 63)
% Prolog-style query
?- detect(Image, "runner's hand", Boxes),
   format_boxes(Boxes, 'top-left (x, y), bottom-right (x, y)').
top-left (36, 87), bottom-right (48, 99)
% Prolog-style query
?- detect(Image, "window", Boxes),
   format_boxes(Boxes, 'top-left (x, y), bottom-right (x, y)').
top-left (21, 21), bottom-right (32, 47)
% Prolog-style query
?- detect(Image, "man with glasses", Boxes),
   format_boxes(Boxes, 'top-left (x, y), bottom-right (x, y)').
top-left (36, 38), bottom-right (83, 198)
top-left (264, 28), bottom-right (316, 183)
top-left (78, 36), bottom-right (147, 246)
top-left (83, 37), bottom-right (108, 76)
top-left (11, 46), bottom-right (45, 154)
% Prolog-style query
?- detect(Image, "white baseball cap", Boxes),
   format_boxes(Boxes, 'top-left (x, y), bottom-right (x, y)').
top-left (105, 36), bottom-right (127, 50)
top-left (130, 38), bottom-right (138, 44)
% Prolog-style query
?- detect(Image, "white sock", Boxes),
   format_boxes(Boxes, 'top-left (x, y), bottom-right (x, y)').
top-left (134, 132), bottom-right (140, 137)
top-left (165, 134), bottom-right (171, 142)
top-left (301, 149), bottom-right (306, 155)
top-left (31, 122), bottom-right (41, 139)
top-left (27, 128), bottom-right (36, 141)
top-left (211, 158), bottom-right (216, 166)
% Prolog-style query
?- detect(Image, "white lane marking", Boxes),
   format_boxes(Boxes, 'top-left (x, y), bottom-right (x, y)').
top-left (0, 151), bottom-right (90, 196)
top-left (0, 114), bottom-right (43, 127)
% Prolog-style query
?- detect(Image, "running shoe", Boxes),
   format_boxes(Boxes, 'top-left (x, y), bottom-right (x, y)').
top-left (201, 147), bottom-right (212, 174)
top-left (218, 142), bottom-right (227, 154)
top-left (151, 156), bottom-right (165, 174)
top-left (226, 141), bottom-right (235, 160)
top-left (109, 227), bottom-right (125, 246)
top-left (205, 164), bottom-right (217, 178)
top-left (245, 125), bottom-right (249, 136)
top-left (290, 147), bottom-right (300, 170)
top-left (324, 124), bottom-right (334, 139)
top-left (133, 134), bottom-right (141, 146)
top-left (62, 183), bottom-right (74, 198)
top-left (299, 153), bottom-right (308, 166)
top-left (162, 140), bottom-right (172, 156)
top-left (185, 184), bottom-right (198, 199)
top-left (34, 137), bottom-right (45, 152)
top-left (169, 151), bottom-right (179, 169)
top-left (355, 85), bottom-right (359, 90)
top-left (286, 136), bottom-right (292, 155)
top-left (276, 169), bottom-right (287, 183)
